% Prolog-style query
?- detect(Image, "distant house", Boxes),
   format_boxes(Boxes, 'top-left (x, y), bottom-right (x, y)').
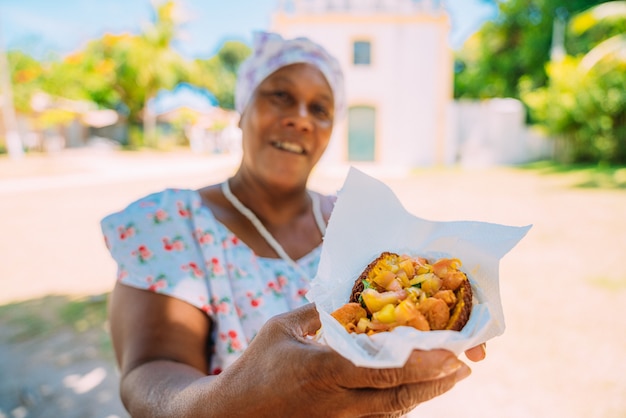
top-left (148, 83), bottom-right (241, 154)
top-left (147, 83), bottom-right (219, 117)
top-left (272, 0), bottom-right (453, 166)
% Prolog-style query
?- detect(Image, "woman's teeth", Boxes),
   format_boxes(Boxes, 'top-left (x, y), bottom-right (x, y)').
top-left (273, 141), bottom-right (305, 154)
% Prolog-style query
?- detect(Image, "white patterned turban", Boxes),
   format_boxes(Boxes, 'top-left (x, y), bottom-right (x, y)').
top-left (235, 31), bottom-right (346, 120)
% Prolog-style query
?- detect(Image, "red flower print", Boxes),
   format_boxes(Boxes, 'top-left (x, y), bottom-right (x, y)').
top-left (231, 338), bottom-right (242, 351)
top-left (297, 288), bottom-right (308, 297)
top-left (117, 268), bottom-right (128, 281)
top-left (210, 257), bottom-right (225, 275)
top-left (177, 201), bottom-right (191, 218)
top-left (231, 236), bottom-right (239, 246)
top-left (211, 296), bottom-right (231, 315)
top-left (277, 275), bottom-right (288, 287)
top-left (146, 275), bottom-right (167, 291)
top-left (150, 208), bottom-right (170, 224)
top-left (212, 368), bottom-right (222, 375)
top-left (221, 330), bottom-right (243, 353)
top-left (267, 275), bottom-right (287, 296)
top-left (139, 200), bottom-right (156, 208)
top-left (246, 291), bottom-right (263, 308)
top-left (194, 228), bottom-right (214, 245)
top-left (216, 301), bottom-right (229, 314)
top-left (181, 262), bottom-right (204, 279)
top-left (163, 236), bottom-right (185, 251)
top-left (199, 296), bottom-right (214, 315)
top-left (131, 245), bottom-right (153, 263)
top-left (117, 223), bottom-right (136, 240)
top-left (228, 265), bottom-right (247, 280)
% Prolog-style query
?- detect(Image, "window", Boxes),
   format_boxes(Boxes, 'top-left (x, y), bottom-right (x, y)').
top-left (353, 41), bottom-right (371, 65)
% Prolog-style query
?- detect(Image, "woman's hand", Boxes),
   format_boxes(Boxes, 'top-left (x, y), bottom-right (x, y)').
top-left (214, 303), bottom-right (472, 418)
top-left (110, 285), bottom-right (483, 418)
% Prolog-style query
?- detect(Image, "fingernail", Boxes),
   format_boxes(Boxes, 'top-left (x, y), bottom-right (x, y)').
top-left (455, 364), bottom-right (472, 382)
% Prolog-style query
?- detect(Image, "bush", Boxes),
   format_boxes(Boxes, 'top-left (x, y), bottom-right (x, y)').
top-left (523, 47), bottom-right (626, 164)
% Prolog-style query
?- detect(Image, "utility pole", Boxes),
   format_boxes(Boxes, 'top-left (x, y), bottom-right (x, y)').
top-left (550, 8), bottom-right (567, 63)
top-left (0, 18), bottom-right (24, 159)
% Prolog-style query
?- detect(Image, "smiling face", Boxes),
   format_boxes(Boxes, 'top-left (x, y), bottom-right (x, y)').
top-left (237, 63), bottom-right (335, 190)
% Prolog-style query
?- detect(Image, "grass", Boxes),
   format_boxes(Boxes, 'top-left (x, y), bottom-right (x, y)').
top-left (519, 160), bottom-right (626, 189)
top-left (0, 294), bottom-right (110, 344)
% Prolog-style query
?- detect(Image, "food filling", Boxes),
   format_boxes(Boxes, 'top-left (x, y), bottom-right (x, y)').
top-left (331, 252), bottom-right (473, 335)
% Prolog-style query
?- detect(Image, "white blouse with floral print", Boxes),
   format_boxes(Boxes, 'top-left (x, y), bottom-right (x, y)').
top-left (101, 188), bottom-right (321, 375)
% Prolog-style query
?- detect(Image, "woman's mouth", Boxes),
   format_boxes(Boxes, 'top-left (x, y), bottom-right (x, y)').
top-left (271, 141), bottom-right (306, 155)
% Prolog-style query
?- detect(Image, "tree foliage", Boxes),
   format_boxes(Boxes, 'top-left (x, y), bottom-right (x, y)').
top-left (8, 51), bottom-right (44, 112)
top-left (6, 0), bottom-right (250, 148)
top-left (454, 0), bottom-right (610, 99)
top-left (521, 1), bottom-right (626, 163)
top-left (190, 41), bottom-right (251, 109)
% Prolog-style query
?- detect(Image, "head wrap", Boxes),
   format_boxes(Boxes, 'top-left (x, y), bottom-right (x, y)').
top-left (235, 31), bottom-right (346, 120)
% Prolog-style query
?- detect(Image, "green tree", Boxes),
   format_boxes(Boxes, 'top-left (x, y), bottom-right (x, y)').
top-left (6, 0), bottom-right (250, 149)
top-left (7, 51), bottom-right (44, 112)
top-left (190, 41), bottom-right (251, 109)
top-left (454, 0), bottom-right (610, 100)
top-left (522, 1), bottom-right (626, 163)
top-left (29, 1), bottom-right (190, 144)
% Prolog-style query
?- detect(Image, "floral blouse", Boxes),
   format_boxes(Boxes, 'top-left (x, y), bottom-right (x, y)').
top-left (101, 188), bottom-right (321, 375)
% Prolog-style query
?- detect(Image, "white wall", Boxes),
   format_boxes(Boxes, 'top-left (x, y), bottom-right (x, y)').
top-left (272, 3), bottom-right (452, 167)
top-left (447, 99), bottom-right (554, 167)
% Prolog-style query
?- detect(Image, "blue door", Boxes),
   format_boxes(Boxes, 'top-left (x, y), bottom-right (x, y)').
top-left (348, 106), bottom-right (376, 161)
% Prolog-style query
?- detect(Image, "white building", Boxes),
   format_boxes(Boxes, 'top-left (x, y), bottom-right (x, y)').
top-left (271, 0), bottom-right (454, 167)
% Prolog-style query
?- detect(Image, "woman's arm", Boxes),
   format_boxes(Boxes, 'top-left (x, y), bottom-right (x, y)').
top-left (110, 283), bottom-right (472, 417)
top-left (108, 282), bottom-right (214, 417)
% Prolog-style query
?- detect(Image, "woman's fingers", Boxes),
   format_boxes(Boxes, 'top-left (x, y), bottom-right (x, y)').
top-left (331, 349), bottom-right (465, 390)
top-left (346, 362), bottom-right (471, 417)
top-left (269, 307), bottom-right (476, 417)
top-left (464, 343), bottom-right (486, 362)
top-left (242, 307), bottom-right (475, 418)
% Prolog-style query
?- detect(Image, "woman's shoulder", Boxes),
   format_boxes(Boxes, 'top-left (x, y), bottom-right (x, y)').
top-left (316, 191), bottom-right (337, 224)
top-left (99, 189), bottom-right (214, 247)
top-left (102, 188), bottom-right (201, 224)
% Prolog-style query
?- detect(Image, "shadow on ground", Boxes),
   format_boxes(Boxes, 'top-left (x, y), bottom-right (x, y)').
top-left (0, 294), bottom-right (129, 418)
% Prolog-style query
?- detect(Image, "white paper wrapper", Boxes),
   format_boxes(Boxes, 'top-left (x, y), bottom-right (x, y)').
top-left (306, 167), bottom-right (531, 368)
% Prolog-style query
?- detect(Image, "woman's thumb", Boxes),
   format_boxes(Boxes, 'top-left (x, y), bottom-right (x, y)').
top-left (281, 302), bottom-right (322, 336)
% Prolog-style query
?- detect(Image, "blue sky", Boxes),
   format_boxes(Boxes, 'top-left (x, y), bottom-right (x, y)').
top-left (0, 0), bottom-right (498, 59)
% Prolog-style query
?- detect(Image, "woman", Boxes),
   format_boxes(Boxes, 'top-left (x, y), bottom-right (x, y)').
top-left (102, 32), bottom-right (485, 417)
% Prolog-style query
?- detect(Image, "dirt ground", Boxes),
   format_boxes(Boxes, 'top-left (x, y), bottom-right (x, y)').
top-left (0, 147), bottom-right (624, 418)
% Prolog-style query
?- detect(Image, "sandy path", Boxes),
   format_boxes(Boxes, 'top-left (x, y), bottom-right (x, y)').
top-left (0, 149), bottom-right (624, 417)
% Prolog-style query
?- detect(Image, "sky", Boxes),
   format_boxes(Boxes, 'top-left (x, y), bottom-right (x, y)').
top-left (0, 0), bottom-right (499, 59)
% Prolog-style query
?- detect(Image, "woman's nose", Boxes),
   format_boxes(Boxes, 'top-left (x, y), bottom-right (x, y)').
top-left (282, 103), bottom-right (313, 131)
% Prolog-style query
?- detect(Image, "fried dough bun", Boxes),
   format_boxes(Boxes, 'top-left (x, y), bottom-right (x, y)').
top-left (331, 252), bottom-right (473, 335)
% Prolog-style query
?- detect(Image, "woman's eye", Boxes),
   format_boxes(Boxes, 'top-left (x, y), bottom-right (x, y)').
top-left (311, 104), bottom-right (330, 118)
top-left (272, 91), bottom-right (291, 102)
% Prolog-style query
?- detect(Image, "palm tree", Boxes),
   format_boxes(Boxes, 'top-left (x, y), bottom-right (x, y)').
top-left (137, 0), bottom-right (189, 147)
top-left (570, 1), bottom-right (626, 72)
